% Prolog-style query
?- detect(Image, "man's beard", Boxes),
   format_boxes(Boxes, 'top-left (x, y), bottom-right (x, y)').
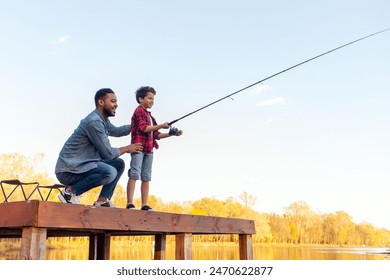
top-left (103, 106), bottom-right (115, 117)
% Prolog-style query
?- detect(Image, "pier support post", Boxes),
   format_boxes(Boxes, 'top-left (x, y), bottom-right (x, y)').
top-left (239, 234), bottom-right (253, 260)
top-left (154, 234), bottom-right (167, 260)
top-left (89, 233), bottom-right (111, 260)
top-left (175, 233), bottom-right (192, 260)
top-left (19, 227), bottom-right (47, 260)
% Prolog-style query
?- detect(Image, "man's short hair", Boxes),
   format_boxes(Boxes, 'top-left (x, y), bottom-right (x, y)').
top-left (95, 88), bottom-right (115, 107)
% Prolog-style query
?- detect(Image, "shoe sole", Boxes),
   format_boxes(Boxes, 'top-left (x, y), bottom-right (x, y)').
top-left (58, 193), bottom-right (70, 203)
top-left (93, 205), bottom-right (117, 208)
top-left (58, 192), bottom-right (81, 204)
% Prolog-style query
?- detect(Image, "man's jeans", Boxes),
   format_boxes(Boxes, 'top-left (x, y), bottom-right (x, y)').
top-left (56, 158), bottom-right (125, 199)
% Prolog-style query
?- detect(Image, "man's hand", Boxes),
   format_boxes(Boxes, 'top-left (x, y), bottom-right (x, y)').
top-left (120, 143), bottom-right (143, 155)
top-left (128, 143), bottom-right (143, 153)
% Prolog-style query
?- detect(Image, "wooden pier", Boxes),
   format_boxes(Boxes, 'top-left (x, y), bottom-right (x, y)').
top-left (0, 200), bottom-right (255, 260)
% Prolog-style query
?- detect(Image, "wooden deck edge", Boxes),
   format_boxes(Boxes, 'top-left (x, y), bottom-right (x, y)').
top-left (0, 200), bottom-right (39, 227)
top-left (1, 201), bottom-right (256, 235)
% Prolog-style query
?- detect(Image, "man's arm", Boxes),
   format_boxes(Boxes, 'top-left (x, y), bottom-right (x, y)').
top-left (108, 123), bottom-right (131, 137)
top-left (86, 120), bottom-right (138, 159)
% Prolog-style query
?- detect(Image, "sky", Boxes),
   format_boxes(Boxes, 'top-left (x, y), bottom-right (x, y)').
top-left (1, 0), bottom-right (389, 229)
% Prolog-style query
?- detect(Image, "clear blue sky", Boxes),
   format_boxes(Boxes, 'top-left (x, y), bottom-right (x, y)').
top-left (1, 1), bottom-right (389, 229)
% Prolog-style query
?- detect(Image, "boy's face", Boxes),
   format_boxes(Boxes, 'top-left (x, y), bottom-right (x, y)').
top-left (139, 92), bottom-right (155, 109)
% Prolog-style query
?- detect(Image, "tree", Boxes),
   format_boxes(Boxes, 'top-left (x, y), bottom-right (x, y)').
top-left (0, 153), bottom-right (55, 202)
top-left (269, 213), bottom-right (291, 243)
top-left (284, 201), bottom-right (315, 244)
top-left (323, 211), bottom-right (355, 245)
top-left (356, 223), bottom-right (376, 246)
top-left (0, 153), bottom-right (54, 183)
top-left (191, 198), bottom-right (229, 217)
top-left (239, 192), bottom-right (257, 208)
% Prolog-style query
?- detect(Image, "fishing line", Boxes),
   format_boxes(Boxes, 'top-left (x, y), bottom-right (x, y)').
top-left (168, 28), bottom-right (390, 126)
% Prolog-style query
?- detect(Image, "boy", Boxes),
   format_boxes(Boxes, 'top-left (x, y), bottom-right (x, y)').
top-left (127, 86), bottom-right (182, 210)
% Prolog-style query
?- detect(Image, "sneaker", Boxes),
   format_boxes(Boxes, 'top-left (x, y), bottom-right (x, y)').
top-left (126, 203), bottom-right (136, 210)
top-left (140, 205), bottom-right (153, 211)
top-left (93, 198), bottom-right (117, 208)
top-left (58, 188), bottom-right (80, 204)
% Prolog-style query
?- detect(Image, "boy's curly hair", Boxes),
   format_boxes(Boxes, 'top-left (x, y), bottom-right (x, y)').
top-left (135, 86), bottom-right (156, 104)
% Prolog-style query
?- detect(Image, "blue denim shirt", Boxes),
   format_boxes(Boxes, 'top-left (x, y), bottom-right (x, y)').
top-left (55, 109), bottom-right (130, 174)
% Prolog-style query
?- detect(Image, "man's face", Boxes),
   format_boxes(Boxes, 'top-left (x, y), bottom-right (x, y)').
top-left (100, 93), bottom-right (118, 117)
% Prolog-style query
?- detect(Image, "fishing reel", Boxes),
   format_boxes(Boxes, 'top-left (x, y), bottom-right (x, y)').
top-left (169, 126), bottom-right (180, 136)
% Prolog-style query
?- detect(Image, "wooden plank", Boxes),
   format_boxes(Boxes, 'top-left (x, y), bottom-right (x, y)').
top-left (175, 233), bottom-right (192, 260)
top-left (0, 228), bottom-right (22, 238)
top-left (32, 201), bottom-right (255, 234)
top-left (154, 234), bottom-right (166, 260)
top-left (19, 227), bottom-right (47, 260)
top-left (239, 234), bottom-right (253, 260)
top-left (0, 200), bottom-right (38, 227)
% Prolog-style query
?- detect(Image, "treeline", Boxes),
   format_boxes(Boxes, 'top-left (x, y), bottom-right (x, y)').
top-left (1, 153), bottom-right (390, 247)
top-left (115, 195), bottom-right (390, 246)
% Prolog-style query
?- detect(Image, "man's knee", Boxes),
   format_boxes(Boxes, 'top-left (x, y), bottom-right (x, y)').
top-left (100, 165), bottom-right (118, 185)
top-left (114, 158), bottom-right (125, 173)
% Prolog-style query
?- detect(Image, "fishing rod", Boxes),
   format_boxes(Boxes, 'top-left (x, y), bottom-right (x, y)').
top-left (168, 28), bottom-right (390, 126)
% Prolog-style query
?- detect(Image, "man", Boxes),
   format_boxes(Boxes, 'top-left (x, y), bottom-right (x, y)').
top-left (55, 88), bottom-right (142, 207)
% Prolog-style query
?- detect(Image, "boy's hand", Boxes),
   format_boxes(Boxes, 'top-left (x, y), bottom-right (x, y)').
top-left (169, 127), bottom-right (183, 136)
top-left (176, 130), bottom-right (183, 136)
top-left (160, 122), bottom-right (170, 129)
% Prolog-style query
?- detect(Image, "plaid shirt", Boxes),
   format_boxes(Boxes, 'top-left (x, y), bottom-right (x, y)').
top-left (131, 105), bottom-right (161, 154)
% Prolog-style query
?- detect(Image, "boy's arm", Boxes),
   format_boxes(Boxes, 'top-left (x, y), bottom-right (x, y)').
top-left (144, 122), bottom-right (170, 133)
top-left (156, 133), bottom-right (170, 140)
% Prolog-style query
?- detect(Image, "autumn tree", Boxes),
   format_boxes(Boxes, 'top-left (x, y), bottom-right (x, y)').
top-left (0, 153), bottom-right (55, 202)
top-left (269, 213), bottom-right (291, 243)
top-left (284, 201), bottom-right (315, 244)
top-left (239, 192), bottom-right (257, 208)
top-left (322, 211), bottom-right (355, 245)
top-left (0, 153), bottom-right (54, 183)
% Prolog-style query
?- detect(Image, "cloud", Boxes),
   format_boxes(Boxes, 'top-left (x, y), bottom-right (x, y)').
top-left (51, 35), bottom-right (70, 45)
top-left (256, 97), bottom-right (286, 107)
top-left (49, 35), bottom-right (70, 55)
top-left (57, 35), bottom-right (70, 43)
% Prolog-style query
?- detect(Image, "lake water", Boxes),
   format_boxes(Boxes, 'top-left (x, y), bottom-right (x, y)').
top-left (3, 244), bottom-right (389, 260)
